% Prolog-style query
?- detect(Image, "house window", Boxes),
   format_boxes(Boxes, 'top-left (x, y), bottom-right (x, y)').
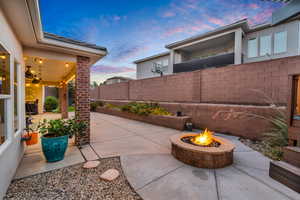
top-left (14, 62), bottom-right (19, 132)
top-left (0, 99), bottom-right (6, 145)
top-left (162, 59), bottom-right (169, 67)
top-left (0, 45), bottom-right (10, 145)
top-left (248, 38), bottom-right (258, 58)
top-left (0, 51), bottom-right (10, 94)
top-left (260, 35), bottom-right (271, 56)
top-left (274, 31), bottom-right (287, 54)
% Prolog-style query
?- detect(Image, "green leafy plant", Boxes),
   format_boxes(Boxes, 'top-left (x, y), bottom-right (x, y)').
top-left (90, 101), bottom-right (104, 111)
top-left (119, 102), bottom-right (172, 116)
top-left (44, 96), bottom-right (58, 112)
top-left (264, 114), bottom-right (288, 147)
top-left (68, 106), bottom-right (75, 112)
top-left (105, 103), bottom-right (121, 110)
top-left (90, 102), bottom-right (98, 111)
top-left (213, 90), bottom-right (288, 160)
top-left (38, 118), bottom-right (87, 138)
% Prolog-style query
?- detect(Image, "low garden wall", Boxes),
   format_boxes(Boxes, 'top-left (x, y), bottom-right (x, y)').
top-left (95, 106), bottom-right (191, 131)
top-left (97, 100), bottom-right (285, 140)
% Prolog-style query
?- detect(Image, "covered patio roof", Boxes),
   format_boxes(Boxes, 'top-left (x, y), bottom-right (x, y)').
top-left (0, 0), bottom-right (107, 64)
top-left (0, 0), bottom-right (108, 145)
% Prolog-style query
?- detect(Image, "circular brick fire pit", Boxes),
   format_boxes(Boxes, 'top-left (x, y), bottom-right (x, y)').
top-left (170, 133), bottom-right (235, 169)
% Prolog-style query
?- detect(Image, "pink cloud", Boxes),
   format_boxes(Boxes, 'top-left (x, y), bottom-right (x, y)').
top-left (91, 65), bottom-right (135, 74)
top-left (163, 21), bottom-right (214, 37)
top-left (249, 8), bottom-right (274, 24)
top-left (163, 26), bottom-right (186, 37)
top-left (249, 3), bottom-right (259, 9)
top-left (207, 17), bottom-right (226, 26)
top-left (162, 11), bottom-right (176, 18)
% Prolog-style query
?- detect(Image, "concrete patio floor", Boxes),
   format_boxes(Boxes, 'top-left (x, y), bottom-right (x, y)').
top-left (14, 112), bottom-right (299, 199)
top-left (14, 112), bottom-right (85, 179)
top-left (90, 112), bottom-right (300, 200)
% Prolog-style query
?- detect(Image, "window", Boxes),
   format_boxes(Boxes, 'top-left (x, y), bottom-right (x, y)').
top-left (0, 99), bottom-right (6, 145)
top-left (260, 35), bottom-right (271, 56)
top-left (0, 51), bottom-right (10, 94)
top-left (155, 60), bottom-right (162, 66)
top-left (274, 31), bottom-right (287, 54)
top-left (0, 45), bottom-right (10, 145)
top-left (14, 62), bottom-right (19, 132)
top-left (248, 38), bottom-right (258, 58)
top-left (162, 59), bottom-right (169, 67)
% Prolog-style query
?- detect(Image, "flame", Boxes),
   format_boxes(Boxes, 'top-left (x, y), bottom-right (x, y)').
top-left (191, 128), bottom-right (214, 146)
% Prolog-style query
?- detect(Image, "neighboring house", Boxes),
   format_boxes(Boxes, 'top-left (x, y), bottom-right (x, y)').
top-left (134, 0), bottom-right (300, 79)
top-left (0, 0), bottom-right (107, 198)
top-left (103, 76), bottom-right (133, 85)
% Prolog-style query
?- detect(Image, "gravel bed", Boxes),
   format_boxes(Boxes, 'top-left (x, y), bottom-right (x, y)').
top-left (4, 157), bottom-right (142, 200)
top-left (240, 138), bottom-right (282, 160)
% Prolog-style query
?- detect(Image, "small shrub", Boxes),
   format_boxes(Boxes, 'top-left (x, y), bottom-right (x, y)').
top-left (68, 106), bottom-right (75, 112)
top-left (105, 103), bottom-right (120, 110)
top-left (264, 114), bottom-right (288, 147)
top-left (44, 96), bottom-right (58, 112)
top-left (119, 102), bottom-right (172, 116)
top-left (96, 101), bottom-right (104, 107)
top-left (90, 102), bottom-right (98, 111)
top-left (151, 107), bottom-right (172, 116)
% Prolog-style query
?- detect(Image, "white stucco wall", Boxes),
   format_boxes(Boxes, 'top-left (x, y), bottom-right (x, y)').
top-left (0, 7), bottom-right (25, 199)
top-left (136, 54), bottom-right (171, 79)
top-left (243, 20), bottom-right (300, 63)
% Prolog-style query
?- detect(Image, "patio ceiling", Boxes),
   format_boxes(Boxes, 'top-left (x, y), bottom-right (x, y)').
top-left (24, 56), bottom-right (75, 85)
top-left (178, 32), bottom-right (235, 53)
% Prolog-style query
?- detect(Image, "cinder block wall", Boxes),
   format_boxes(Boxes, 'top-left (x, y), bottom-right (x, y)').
top-left (90, 56), bottom-right (300, 139)
top-left (92, 56), bottom-right (294, 105)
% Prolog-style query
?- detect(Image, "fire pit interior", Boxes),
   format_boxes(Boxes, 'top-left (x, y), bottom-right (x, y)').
top-left (170, 129), bottom-right (235, 169)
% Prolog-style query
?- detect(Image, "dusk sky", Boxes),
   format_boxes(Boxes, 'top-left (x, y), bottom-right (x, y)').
top-left (40, 0), bottom-right (285, 83)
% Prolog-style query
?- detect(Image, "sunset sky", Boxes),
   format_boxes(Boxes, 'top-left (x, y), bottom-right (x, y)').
top-left (40, 0), bottom-right (284, 83)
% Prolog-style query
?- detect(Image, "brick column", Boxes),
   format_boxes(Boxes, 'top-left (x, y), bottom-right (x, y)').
top-left (59, 83), bottom-right (68, 119)
top-left (75, 56), bottom-right (90, 145)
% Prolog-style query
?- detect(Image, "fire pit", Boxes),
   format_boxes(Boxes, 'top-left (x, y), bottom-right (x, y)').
top-left (170, 129), bottom-right (235, 169)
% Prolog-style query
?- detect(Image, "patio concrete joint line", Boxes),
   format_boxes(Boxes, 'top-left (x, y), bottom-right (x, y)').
top-left (232, 165), bottom-right (296, 200)
top-left (136, 165), bottom-right (185, 191)
top-left (213, 169), bottom-right (221, 200)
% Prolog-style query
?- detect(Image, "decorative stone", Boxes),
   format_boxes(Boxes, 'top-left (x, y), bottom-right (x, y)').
top-left (170, 133), bottom-right (235, 169)
top-left (100, 169), bottom-right (120, 181)
top-left (83, 161), bottom-right (100, 169)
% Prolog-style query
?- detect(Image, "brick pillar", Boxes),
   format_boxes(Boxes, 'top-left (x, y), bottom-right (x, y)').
top-left (75, 56), bottom-right (90, 145)
top-left (59, 83), bottom-right (68, 119)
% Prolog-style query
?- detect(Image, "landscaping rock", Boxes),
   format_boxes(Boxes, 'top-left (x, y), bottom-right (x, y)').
top-left (5, 158), bottom-right (141, 200)
top-left (100, 168), bottom-right (120, 181)
top-left (83, 160), bottom-right (100, 169)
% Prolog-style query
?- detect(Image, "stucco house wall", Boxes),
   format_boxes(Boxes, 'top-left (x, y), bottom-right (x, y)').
top-left (136, 54), bottom-right (171, 79)
top-left (0, 7), bottom-right (26, 198)
top-left (243, 20), bottom-right (300, 63)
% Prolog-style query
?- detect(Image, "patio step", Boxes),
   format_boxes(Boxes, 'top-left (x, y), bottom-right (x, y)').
top-left (269, 161), bottom-right (300, 193)
top-left (283, 146), bottom-right (300, 168)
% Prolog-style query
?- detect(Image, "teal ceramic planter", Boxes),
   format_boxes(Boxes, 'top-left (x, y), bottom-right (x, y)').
top-left (41, 135), bottom-right (68, 162)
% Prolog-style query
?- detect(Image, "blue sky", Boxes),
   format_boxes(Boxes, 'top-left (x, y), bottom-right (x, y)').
top-left (40, 0), bottom-right (284, 83)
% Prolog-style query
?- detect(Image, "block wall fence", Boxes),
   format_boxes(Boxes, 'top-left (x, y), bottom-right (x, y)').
top-left (91, 56), bottom-right (300, 139)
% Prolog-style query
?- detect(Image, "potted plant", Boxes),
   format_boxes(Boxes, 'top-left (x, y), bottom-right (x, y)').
top-left (38, 118), bottom-right (86, 162)
top-left (22, 116), bottom-right (39, 146)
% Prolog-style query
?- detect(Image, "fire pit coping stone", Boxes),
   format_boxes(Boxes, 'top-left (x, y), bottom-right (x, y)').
top-left (170, 133), bottom-right (235, 169)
